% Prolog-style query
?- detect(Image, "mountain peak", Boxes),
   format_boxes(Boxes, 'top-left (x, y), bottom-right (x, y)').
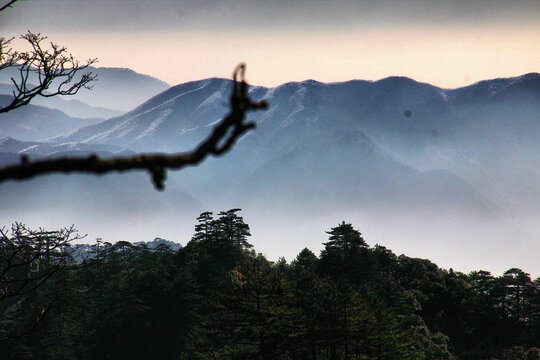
top-left (516, 72), bottom-right (540, 80)
top-left (300, 79), bottom-right (323, 86)
top-left (375, 76), bottom-right (433, 88)
top-left (469, 72), bottom-right (540, 90)
top-left (92, 66), bottom-right (171, 86)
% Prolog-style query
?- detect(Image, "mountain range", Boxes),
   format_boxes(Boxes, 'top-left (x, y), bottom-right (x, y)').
top-left (0, 70), bottom-right (538, 276)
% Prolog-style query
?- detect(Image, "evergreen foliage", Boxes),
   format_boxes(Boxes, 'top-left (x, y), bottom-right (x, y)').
top-left (1, 211), bottom-right (539, 359)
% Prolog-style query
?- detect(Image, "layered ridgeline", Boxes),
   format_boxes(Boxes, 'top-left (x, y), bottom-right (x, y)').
top-left (0, 66), bottom-right (171, 113)
top-left (1, 73), bottom-right (539, 275)
top-left (0, 67), bottom-right (171, 141)
top-left (0, 94), bottom-right (106, 141)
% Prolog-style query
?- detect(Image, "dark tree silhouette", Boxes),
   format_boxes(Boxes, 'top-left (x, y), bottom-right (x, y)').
top-left (0, 223), bottom-right (86, 340)
top-left (324, 221), bottom-right (367, 251)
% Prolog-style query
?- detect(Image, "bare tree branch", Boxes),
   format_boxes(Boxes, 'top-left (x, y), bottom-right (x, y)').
top-left (0, 31), bottom-right (97, 114)
top-left (0, 222), bottom-right (106, 342)
top-left (0, 223), bottom-right (85, 302)
top-left (0, 63), bottom-right (268, 190)
top-left (0, 0), bottom-right (22, 13)
top-left (0, 37), bottom-right (17, 71)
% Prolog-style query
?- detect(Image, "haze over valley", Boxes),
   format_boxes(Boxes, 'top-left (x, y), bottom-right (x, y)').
top-left (1, 68), bottom-right (539, 276)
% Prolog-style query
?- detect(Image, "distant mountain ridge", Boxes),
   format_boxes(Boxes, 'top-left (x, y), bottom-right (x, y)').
top-left (68, 67), bottom-right (171, 111)
top-left (0, 136), bottom-right (124, 156)
top-left (55, 72), bottom-right (540, 153)
top-left (0, 83), bottom-right (123, 119)
top-left (53, 77), bottom-right (231, 149)
top-left (0, 95), bottom-right (104, 141)
top-left (69, 237), bottom-right (182, 263)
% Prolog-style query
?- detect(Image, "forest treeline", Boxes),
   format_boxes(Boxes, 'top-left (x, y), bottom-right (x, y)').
top-left (1, 209), bottom-right (539, 359)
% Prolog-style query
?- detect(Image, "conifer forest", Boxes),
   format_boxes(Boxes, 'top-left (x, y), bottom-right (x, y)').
top-left (1, 209), bottom-right (539, 360)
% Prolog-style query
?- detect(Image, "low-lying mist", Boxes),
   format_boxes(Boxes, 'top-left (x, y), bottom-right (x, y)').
top-left (3, 183), bottom-right (539, 278)
top-left (2, 72), bottom-right (539, 279)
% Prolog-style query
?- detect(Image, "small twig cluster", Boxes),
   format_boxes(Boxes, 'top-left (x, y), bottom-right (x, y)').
top-left (0, 31), bottom-right (97, 114)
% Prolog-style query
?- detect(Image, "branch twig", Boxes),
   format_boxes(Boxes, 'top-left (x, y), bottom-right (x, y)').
top-left (0, 64), bottom-right (268, 190)
top-left (0, 32), bottom-right (97, 114)
top-left (0, 0), bottom-right (21, 13)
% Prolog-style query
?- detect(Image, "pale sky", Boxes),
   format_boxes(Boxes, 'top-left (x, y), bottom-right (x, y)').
top-left (1, 0), bottom-right (539, 87)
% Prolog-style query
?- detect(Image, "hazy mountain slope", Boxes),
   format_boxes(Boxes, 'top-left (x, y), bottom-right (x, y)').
top-left (0, 83), bottom-right (123, 119)
top-left (0, 136), bottom-right (123, 156)
top-left (31, 96), bottom-right (123, 119)
top-left (54, 73), bottom-right (540, 211)
top-left (55, 78), bottom-right (232, 150)
top-left (0, 95), bottom-right (104, 141)
top-left (0, 150), bottom-right (204, 245)
top-left (239, 130), bottom-right (493, 214)
top-left (67, 67), bottom-right (171, 112)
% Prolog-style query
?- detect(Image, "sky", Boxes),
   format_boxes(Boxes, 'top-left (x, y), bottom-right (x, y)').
top-left (1, 0), bottom-right (539, 88)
